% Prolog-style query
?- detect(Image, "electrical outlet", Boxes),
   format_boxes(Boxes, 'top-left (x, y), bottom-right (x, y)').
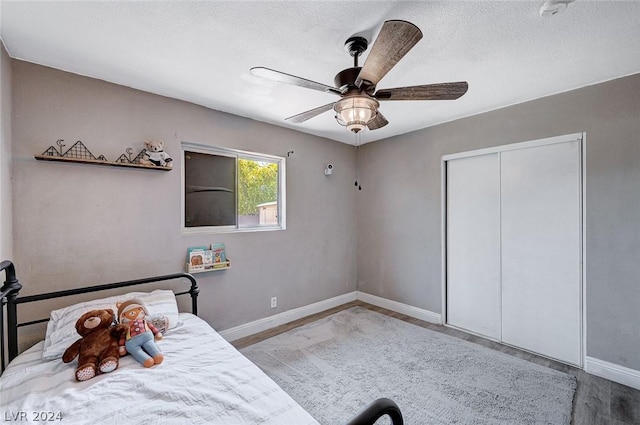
top-left (270, 296), bottom-right (277, 309)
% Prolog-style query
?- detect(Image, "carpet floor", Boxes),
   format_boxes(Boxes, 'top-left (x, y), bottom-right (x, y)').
top-left (241, 306), bottom-right (576, 425)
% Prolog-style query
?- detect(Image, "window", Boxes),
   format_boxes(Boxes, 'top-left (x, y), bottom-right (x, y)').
top-left (182, 142), bottom-right (286, 232)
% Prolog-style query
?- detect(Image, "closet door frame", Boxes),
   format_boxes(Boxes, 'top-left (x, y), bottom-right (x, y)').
top-left (440, 132), bottom-right (586, 368)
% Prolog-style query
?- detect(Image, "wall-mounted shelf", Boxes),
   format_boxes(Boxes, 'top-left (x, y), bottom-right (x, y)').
top-left (186, 259), bottom-right (231, 274)
top-left (35, 139), bottom-right (172, 171)
top-left (34, 155), bottom-right (172, 171)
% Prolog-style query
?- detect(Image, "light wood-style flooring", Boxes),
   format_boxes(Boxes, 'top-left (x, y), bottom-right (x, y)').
top-left (232, 301), bottom-right (640, 425)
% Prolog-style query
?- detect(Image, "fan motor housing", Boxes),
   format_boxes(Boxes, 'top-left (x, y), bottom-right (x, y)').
top-left (333, 66), bottom-right (376, 96)
top-left (334, 67), bottom-right (360, 90)
top-left (335, 67), bottom-right (376, 95)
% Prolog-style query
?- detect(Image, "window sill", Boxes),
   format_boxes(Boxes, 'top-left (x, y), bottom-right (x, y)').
top-left (181, 225), bottom-right (285, 235)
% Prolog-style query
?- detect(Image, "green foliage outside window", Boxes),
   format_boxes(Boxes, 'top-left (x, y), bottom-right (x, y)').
top-left (238, 159), bottom-right (278, 216)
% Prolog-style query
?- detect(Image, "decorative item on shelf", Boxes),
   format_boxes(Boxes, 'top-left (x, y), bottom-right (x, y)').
top-left (35, 139), bottom-right (172, 171)
top-left (185, 243), bottom-right (230, 273)
top-left (139, 140), bottom-right (173, 168)
top-left (115, 147), bottom-right (147, 165)
top-left (39, 139), bottom-right (108, 162)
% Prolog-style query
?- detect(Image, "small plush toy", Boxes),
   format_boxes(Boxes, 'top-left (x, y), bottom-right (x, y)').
top-left (117, 299), bottom-right (164, 368)
top-left (148, 315), bottom-right (170, 336)
top-left (140, 140), bottom-right (173, 168)
top-left (62, 309), bottom-right (127, 381)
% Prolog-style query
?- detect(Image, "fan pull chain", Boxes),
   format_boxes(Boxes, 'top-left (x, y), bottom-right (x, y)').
top-left (354, 133), bottom-right (362, 191)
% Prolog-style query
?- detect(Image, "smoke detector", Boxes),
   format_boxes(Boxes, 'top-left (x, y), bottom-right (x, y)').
top-left (539, 0), bottom-right (575, 17)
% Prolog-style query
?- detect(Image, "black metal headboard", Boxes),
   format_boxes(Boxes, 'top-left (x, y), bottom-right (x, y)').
top-left (0, 260), bottom-right (199, 373)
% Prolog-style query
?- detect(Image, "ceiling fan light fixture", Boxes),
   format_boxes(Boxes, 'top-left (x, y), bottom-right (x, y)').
top-left (334, 96), bottom-right (379, 133)
top-left (251, 21), bottom-right (466, 134)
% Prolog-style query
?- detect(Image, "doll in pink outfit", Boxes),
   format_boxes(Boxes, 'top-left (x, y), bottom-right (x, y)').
top-left (117, 299), bottom-right (164, 368)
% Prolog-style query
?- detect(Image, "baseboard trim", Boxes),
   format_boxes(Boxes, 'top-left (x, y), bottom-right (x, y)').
top-left (219, 291), bottom-right (358, 342)
top-left (219, 291), bottom-right (442, 342)
top-left (585, 356), bottom-right (640, 390)
top-left (356, 291), bottom-right (442, 324)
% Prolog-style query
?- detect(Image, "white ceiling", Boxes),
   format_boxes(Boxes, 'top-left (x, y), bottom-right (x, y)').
top-left (1, 1), bottom-right (640, 145)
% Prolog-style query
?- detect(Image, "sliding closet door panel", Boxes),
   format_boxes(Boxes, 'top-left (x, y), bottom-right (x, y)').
top-left (447, 154), bottom-right (501, 340)
top-left (500, 141), bottom-right (581, 365)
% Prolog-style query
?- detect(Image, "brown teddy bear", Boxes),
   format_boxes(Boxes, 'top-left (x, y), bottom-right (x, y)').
top-left (62, 308), bottom-right (127, 381)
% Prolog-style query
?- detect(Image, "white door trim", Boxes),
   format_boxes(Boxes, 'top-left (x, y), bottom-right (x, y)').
top-left (442, 132), bottom-right (584, 161)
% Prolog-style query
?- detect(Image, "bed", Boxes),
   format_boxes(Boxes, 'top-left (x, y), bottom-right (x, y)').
top-left (0, 260), bottom-right (402, 425)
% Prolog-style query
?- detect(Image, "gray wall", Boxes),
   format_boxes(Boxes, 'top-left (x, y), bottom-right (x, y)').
top-left (9, 55), bottom-right (640, 372)
top-left (11, 61), bottom-right (357, 331)
top-left (0, 42), bottom-right (12, 262)
top-left (358, 72), bottom-right (640, 371)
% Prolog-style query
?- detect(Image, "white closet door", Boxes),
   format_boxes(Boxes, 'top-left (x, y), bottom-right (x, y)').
top-left (447, 154), bottom-right (501, 340)
top-left (500, 141), bottom-right (581, 365)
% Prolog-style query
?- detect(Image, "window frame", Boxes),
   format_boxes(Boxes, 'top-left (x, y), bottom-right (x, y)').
top-left (181, 141), bottom-right (286, 234)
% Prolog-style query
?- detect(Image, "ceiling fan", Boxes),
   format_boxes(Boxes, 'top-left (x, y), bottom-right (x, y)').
top-left (250, 20), bottom-right (468, 134)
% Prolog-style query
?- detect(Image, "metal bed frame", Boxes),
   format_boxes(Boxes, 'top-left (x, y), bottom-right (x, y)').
top-left (0, 260), bottom-right (198, 373)
top-left (0, 260), bottom-right (402, 425)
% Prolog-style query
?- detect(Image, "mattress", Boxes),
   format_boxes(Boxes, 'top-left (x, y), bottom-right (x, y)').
top-left (0, 313), bottom-right (319, 425)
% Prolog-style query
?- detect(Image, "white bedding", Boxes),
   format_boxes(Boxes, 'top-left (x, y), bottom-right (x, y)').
top-left (0, 313), bottom-right (320, 425)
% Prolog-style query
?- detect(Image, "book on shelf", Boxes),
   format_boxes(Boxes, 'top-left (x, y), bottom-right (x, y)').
top-left (201, 250), bottom-right (215, 269)
top-left (187, 246), bottom-right (209, 271)
top-left (209, 260), bottom-right (229, 269)
top-left (186, 246), bottom-right (208, 262)
top-left (210, 242), bottom-right (227, 264)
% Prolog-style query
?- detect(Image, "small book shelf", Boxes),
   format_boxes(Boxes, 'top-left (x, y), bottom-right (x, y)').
top-left (186, 259), bottom-right (231, 274)
top-left (186, 243), bottom-right (228, 273)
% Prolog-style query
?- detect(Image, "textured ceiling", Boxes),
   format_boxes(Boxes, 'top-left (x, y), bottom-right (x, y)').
top-left (1, 1), bottom-right (640, 145)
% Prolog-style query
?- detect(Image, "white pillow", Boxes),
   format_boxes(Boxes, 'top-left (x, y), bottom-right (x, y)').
top-left (42, 289), bottom-right (180, 360)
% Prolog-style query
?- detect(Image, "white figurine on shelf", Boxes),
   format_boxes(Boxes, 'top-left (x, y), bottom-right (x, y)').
top-left (140, 140), bottom-right (173, 168)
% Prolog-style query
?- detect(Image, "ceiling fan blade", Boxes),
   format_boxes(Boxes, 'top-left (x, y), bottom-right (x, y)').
top-left (285, 102), bottom-right (336, 123)
top-left (355, 20), bottom-right (423, 89)
top-left (367, 111), bottom-right (389, 130)
top-left (250, 67), bottom-right (341, 95)
top-left (375, 82), bottom-right (469, 101)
